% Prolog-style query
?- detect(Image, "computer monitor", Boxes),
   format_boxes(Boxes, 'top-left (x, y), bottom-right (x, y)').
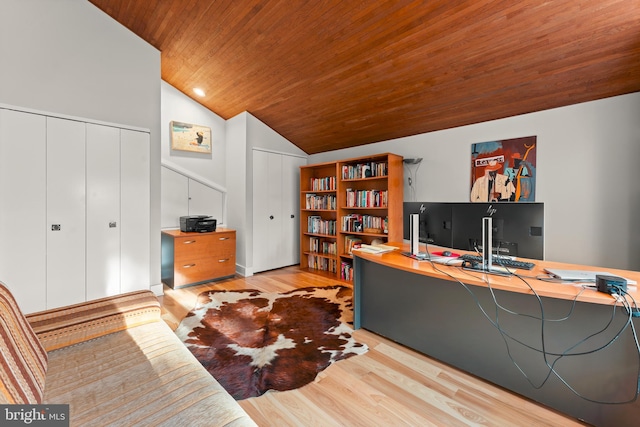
top-left (451, 202), bottom-right (544, 260)
top-left (402, 202), bottom-right (453, 248)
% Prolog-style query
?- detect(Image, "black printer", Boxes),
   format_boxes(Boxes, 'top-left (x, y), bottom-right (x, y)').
top-left (180, 215), bottom-right (217, 233)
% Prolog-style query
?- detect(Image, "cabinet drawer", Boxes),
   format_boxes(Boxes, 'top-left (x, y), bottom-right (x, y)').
top-left (174, 233), bottom-right (235, 261)
top-left (174, 255), bottom-right (235, 287)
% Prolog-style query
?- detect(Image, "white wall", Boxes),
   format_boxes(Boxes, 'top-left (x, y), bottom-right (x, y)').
top-left (161, 81), bottom-right (227, 184)
top-left (310, 93), bottom-right (640, 271)
top-left (0, 0), bottom-right (162, 289)
top-left (225, 113), bottom-right (249, 274)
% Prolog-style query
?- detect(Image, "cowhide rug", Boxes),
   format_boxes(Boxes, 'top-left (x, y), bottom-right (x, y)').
top-left (175, 285), bottom-right (368, 400)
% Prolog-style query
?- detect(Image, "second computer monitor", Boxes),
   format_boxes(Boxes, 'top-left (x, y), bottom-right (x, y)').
top-left (403, 202), bottom-right (544, 260)
top-left (451, 202), bottom-right (544, 260)
top-left (402, 202), bottom-right (453, 248)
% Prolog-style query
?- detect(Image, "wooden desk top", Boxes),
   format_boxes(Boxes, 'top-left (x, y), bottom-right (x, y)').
top-left (353, 242), bottom-right (640, 306)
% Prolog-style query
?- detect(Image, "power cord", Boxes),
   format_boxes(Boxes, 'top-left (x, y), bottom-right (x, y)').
top-left (424, 246), bottom-right (640, 404)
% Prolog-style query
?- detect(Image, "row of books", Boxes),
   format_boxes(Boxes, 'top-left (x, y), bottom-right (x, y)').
top-left (341, 214), bottom-right (388, 233)
top-left (308, 255), bottom-right (337, 273)
top-left (307, 216), bottom-right (337, 236)
top-left (305, 193), bottom-right (337, 210)
top-left (309, 176), bottom-right (336, 191)
top-left (340, 261), bottom-right (354, 281)
top-left (345, 189), bottom-right (388, 208)
top-left (341, 162), bottom-right (388, 180)
top-left (309, 237), bottom-right (337, 255)
top-left (343, 235), bottom-right (362, 254)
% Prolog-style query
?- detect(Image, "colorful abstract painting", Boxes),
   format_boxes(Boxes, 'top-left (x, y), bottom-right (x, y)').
top-left (470, 136), bottom-right (537, 202)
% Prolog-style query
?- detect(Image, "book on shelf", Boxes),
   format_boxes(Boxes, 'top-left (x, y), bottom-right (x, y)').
top-left (353, 243), bottom-right (396, 254)
top-left (308, 255), bottom-right (337, 273)
top-left (310, 176), bottom-right (336, 191)
top-left (341, 161), bottom-right (388, 179)
top-left (307, 216), bottom-right (336, 235)
top-left (345, 189), bottom-right (388, 208)
top-left (341, 214), bottom-right (387, 234)
top-left (340, 261), bottom-right (353, 281)
top-left (309, 237), bottom-right (337, 255)
top-left (343, 235), bottom-right (363, 254)
top-left (305, 193), bottom-right (336, 210)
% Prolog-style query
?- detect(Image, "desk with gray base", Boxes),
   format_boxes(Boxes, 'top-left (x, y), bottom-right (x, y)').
top-left (353, 247), bottom-right (640, 427)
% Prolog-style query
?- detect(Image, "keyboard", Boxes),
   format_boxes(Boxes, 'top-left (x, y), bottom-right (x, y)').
top-left (458, 254), bottom-right (536, 270)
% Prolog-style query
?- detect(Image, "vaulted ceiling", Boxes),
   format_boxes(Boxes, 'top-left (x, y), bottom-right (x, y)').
top-left (89, 0), bottom-right (640, 154)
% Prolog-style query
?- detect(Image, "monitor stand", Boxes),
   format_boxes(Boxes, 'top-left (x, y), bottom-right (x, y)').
top-left (462, 217), bottom-right (512, 276)
top-left (401, 213), bottom-right (430, 260)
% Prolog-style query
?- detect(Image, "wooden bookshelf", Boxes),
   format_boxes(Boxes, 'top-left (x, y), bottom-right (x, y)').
top-left (300, 153), bottom-right (403, 281)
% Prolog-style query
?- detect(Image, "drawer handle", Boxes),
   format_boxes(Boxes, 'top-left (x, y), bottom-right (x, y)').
top-left (182, 263), bottom-right (196, 268)
top-left (218, 259), bottom-right (230, 263)
top-left (219, 237), bottom-right (230, 240)
top-left (183, 240), bottom-right (196, 244)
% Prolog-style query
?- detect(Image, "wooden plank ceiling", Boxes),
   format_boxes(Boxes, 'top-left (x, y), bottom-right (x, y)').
top-left (89, 0), bottom-right (640, 154)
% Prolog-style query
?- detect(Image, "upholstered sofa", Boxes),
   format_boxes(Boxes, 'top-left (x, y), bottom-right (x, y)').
top-left (0, 282), bottom-right (256, 426)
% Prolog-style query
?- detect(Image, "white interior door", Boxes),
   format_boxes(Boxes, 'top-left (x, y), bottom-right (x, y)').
top-left (86, 124), bottom-right (121, 300)
top-left (120, 129), bottom-right (150, 293)
top-left (189, 179), bottom-right (224, 221)
top-left (253, 150), bottom-right (283, 273)
top-left (0, 109), bottom-right (47, 313)
top-left (161, 166), bottom-right (188, 229)
top-left (46, 117), bottom-right (86, 308)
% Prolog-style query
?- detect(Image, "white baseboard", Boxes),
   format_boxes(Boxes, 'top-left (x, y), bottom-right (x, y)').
top-left (150, 283), bottom-right (164, 296)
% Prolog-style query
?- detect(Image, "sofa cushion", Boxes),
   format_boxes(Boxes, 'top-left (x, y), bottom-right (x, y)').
top-left (44, 320), bottom-right (256, 426)
top-left (27, 290), bottom-right (161, 352)
top-left (0, 282), bottom-right (48, 404)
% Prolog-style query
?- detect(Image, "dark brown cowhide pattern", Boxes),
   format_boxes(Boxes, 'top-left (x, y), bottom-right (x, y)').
top-left (175, 285), bottom-right (368, 400)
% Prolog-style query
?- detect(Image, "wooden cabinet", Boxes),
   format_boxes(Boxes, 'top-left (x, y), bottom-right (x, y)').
top-left (161, 228), bottom-right (236, 289)
top-left (300, 153), bottom-right (403, 282)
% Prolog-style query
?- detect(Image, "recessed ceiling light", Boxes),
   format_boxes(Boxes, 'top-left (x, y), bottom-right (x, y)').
top-left (193, 88), bottom-right (205, 97)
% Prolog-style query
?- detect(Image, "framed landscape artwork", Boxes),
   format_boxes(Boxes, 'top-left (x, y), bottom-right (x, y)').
top-left (470, 136), bottom-right (537, 203)
top-left (170, 121), bottom-right (212, 154)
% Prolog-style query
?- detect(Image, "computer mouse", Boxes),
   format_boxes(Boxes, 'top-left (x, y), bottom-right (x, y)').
top-left (442, 250), bottom-right (452, 257)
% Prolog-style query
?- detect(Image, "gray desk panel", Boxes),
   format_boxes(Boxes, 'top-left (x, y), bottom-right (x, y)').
top-left (354, 257), bottom-right (640, 427)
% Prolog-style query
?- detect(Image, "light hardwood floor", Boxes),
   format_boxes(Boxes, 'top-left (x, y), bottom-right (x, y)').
top-left (159, 266), bottom-right (587, 427)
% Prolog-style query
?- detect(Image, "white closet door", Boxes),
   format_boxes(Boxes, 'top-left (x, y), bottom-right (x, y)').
top-left (253, 150), bottom-right (283, 273)
top-left (86, 124), bottom-right (121, 300)
top-left (161, 166), bottom-right (188, 229)
top-left (46, 117), bottom-right (86, 308)
top-left (120, 129), bottom-right (150, 293)
top-left (0, 109), bottom-right (47, 313)
top-left (281, 155), bottom-right (305, 267)
top-left (189, 179), bottom-right (223, 220)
